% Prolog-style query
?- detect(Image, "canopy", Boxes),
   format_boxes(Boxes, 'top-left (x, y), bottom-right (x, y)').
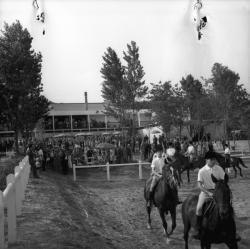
top-left (96, 142), bottom-right (115, 149)
top-left (53, 134), bottom-right (73, 138)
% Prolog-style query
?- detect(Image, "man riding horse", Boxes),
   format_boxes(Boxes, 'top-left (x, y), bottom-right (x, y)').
top-left (193, 151), bottom-right (225, 239)
top-left (193, 151), bottom-right (241, 241)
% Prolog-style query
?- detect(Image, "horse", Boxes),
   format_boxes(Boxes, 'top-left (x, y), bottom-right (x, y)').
top-left (144, 165), bottom-right (178, 244)
top-left (213, 152), bottom-right (248, 177)
top-left (182, 174), bottom-right (239, 249)
top-left (230, 156), bottom-right (248, 177)
top-left (174, 152), bottom-right (205, 184)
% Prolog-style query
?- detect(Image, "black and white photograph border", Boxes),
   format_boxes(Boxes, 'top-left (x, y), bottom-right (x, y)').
top-left (0, 0), bottom-right (250, 249)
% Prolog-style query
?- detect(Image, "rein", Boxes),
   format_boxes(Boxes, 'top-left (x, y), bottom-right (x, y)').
top-left (203, 197), bottom-right (216, 216)
top-left (204, 188), bottom-right (233, 217)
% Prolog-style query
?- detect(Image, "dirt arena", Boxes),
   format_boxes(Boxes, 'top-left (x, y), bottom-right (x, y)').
top-left (9, 159), bottom-right (250, 249)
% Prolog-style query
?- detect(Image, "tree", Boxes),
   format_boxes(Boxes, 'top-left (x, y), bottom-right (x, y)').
top-left (149, 81), bottom-right (186, 134)
top-left (0, 21), bottom-right (49, 152)
top-left (209, 63), bottom-right (250, 140)
top-left (180, 74), bottom-right (211, 139)
top-left (100, 47), bottom-right (129, 127)
top-left (123, 41), bottom-right (148, 135)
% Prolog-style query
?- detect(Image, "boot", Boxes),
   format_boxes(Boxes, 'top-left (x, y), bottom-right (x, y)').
top-left (192, 215), bottom-right (202, 239)
top-left (235, 233), bottom-right (241, 242)
top-left (176, 196), bottom-right (182, 205)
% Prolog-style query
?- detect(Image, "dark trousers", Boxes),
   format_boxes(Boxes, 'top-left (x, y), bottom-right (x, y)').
top-left (31, 162), bottom-right (39, 177)
top-left (61, 158), bottom-right (69, 175)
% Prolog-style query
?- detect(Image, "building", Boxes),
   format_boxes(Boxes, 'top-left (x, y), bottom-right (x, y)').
top-left (42, 102), bottom-right (153, 135)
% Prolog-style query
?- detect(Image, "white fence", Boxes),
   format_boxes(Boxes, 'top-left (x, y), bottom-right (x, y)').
top-left (0, 156), bottom-right (30, 249)
top-left (73, 153), bottom-right (250, 182)
top-left (73, 161), bottom-right (151, 181)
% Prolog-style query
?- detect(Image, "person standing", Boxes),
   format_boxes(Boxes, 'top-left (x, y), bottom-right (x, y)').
top-left (38, 146), bottom-right (45, 171)
top-left (186, 141), bottom-right (196, 163)
top-left (26, 143), bottom-right (39, 178)
top-left (224, 144), bottom-right (231, 171)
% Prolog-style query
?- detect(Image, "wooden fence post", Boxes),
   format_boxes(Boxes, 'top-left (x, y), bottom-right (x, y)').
top-left (73, 164), bottom-right (76, 181)
top-left (0, 191), bottom-right (4, 249)
top-left (14, 166), bottom-right (22, 216)
top-left (139, 160), bottom-right (142, 180)
top-left (6, 174), bottom-right (16, 243)
top-left (106, 163), bottom-right (110, 181)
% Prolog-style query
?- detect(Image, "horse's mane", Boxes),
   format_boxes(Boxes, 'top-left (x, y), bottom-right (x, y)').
top-left (203, 181), bottom-right (234, 231)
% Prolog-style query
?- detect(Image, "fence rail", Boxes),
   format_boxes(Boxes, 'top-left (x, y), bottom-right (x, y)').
top-left (73, 153), bottom-right (250, 182)
top-left (0, 156), bottom-right (30, 249)
top-left (73, 161), bottom-right (151, 181)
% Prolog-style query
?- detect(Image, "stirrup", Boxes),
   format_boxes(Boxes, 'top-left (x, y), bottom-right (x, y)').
top-left (192, 232), bottom-right (201, 240)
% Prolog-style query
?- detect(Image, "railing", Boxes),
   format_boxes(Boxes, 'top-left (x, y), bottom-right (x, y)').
top-left (0, 156), bottom-right (30, 249)
top-left (73, 161), bottom-right (151, 181)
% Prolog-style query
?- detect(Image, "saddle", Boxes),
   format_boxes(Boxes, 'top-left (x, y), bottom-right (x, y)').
top-left (145, 176), bottom-right (162, 201)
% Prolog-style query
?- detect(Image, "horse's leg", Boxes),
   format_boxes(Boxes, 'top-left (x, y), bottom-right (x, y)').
top-left (168, 207), bottom-right (176, 235)
top-left (179, 169), bottom-right (183, 185)
top-left (200, 240), bottom-right (206, 249)
top-left (236, 163), bottom-right (243, 177)
top-left (233, 165), bottom-right (237, 178)
top-left (206, 243), bottom-right (211, 249)
top-left (183, 220), bottom-right (191, 249)
top-left (187, 169), bottom-right (190, 183)
top-left (158, 208), bottom-right (170, 244)
top-left (225, 240), bottom-right (238, 249)
top-left (146, 204), bottom-right (152, 229)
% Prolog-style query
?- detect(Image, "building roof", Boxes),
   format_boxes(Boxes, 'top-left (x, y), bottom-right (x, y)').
top-left (48, 102), bottom-right (151, 116)
top-left (49, 102), bottom-right (105, 115)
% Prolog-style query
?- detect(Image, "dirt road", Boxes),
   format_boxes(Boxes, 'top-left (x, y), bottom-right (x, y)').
top-left (9, 161), bottom-right (250, 249)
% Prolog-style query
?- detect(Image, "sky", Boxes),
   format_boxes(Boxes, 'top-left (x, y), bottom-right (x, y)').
top-left (0, 0), bottom-right (249, 103)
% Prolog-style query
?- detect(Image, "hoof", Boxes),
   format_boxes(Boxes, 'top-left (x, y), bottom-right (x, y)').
top-left (147, 224), bottom-right (152, 229)
top-left (166, 238), bottom-right (171, 244)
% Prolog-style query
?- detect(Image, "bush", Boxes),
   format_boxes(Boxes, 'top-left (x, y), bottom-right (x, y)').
top-left (0, 155), bottom-right (23, 191)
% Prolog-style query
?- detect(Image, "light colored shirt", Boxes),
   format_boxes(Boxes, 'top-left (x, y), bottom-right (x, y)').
top-left (197, 164), bottom-right (225, 190)
top-left (224, 148), bottom-right (230, 155)
top-left (38, 149), bottom-right (43, 159)
top-left (151, 157), bottom-right (165, 174)
top-left (187, 145), bottom-right (195, 155)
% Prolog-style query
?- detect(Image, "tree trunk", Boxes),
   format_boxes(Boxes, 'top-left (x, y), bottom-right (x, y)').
top-left (14, 128), bottom-right (19, 153)
top-left (179, 124), bottom-right (182, 138)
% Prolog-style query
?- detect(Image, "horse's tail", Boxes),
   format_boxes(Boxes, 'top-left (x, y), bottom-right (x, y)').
top-left (238, 157), bottom-right (248, 168)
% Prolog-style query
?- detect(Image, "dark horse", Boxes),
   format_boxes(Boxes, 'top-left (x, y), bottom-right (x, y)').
top-left (213, 152), bottom-right (248, 177)
top-left (144, 166), bottom-right (178, 244)
top-left (182, 174), bottom-right (238, 249)
top-left (230, 156), bottom-right (248, 177)
top-left (174, 152), bottom-right (205, 184)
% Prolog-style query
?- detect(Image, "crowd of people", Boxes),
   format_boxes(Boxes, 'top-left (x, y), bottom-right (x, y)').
top-left (22, 131), bottom-right (230, 179)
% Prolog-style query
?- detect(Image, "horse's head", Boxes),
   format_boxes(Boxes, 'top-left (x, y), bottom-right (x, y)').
top-left (211, 174), bottom-right (232, 220)
top-left (162, 164), bottom-right (178, 188)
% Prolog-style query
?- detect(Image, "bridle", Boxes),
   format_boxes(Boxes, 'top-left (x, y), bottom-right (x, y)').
top-left (204, 186), bottom-right (233, 217)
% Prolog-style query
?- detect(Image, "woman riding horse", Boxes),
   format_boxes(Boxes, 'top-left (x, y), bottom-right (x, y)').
top-left (144, 148), bottom-right (181, 243)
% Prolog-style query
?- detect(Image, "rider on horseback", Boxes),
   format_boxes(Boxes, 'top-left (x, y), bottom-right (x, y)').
top-left (193, 151), bottom-right (225, 239)
top-left (186, 141), bottom-right (196, 164)
top-left (148, 148), bottom-right (165, 205)
top-left (147, 146), bottom-right (182, 206)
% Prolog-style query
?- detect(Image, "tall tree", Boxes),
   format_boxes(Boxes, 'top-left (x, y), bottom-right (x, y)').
top-left (100, 47), bottom-right (129, 127)
top-left (0, 21), bottom-right (49, 152)
top-left (180, 74), bottom-right (211, 139)
top-left (209, 63), bottom-right (250, 139)
top-left (123, 41), bottom-right (148, 135)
